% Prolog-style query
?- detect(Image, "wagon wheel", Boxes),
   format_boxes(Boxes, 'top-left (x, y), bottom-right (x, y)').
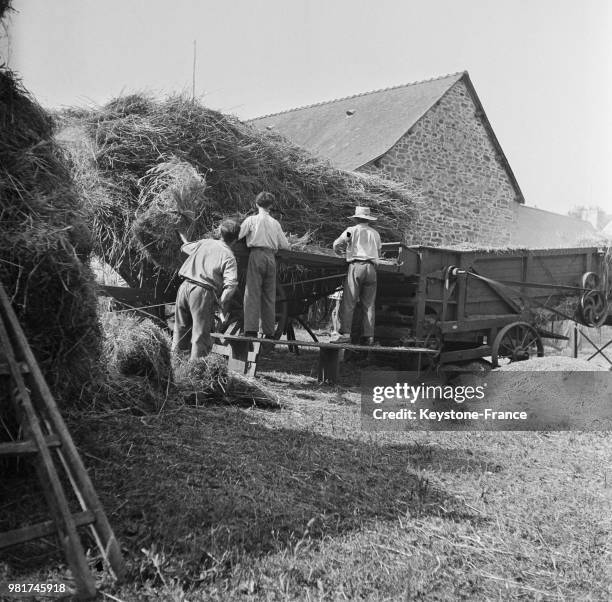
top-left (491, 321), bottom-right (543, 368)
top-left (579, 289), bottom-right (608, 328)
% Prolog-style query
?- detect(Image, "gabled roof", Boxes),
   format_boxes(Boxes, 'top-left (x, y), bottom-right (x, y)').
top-left (512, 205), bottom-right (602, 248)
top-left (249, 71), bottom-right (524, 203)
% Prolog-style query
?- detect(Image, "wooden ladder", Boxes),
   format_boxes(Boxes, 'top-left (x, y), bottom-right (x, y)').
top-left (0, 282), bottom-right (125, 599)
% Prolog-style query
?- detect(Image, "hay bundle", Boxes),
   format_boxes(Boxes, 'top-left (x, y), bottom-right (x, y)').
top-left (102, 313), bottom-right (173, 391)
top-left (133, 158), bottom-right (220, 269)
top-left (59, 93), bottom-right (420, 289)
top-left (0, 69), bottom-right (100, 400)
top-left (174, 354), bottom-right (280, 408)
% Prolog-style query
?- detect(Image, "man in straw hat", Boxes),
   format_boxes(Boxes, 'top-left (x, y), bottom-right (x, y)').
top-left (172, 218), bottom-right (241, 359)
top-left (239, 191), bottom-right (290, 339)
top-left (331, 206), bottom-right (382, 345)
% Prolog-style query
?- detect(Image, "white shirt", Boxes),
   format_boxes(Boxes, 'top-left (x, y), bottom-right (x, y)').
top-left (179, 239), bottom-right (238, 294)
top-left (333, 223), bottom-right (381, 263)
top-left (238, 208), bottom-right (290, 251)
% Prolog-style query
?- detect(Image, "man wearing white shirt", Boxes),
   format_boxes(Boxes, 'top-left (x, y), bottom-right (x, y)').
top-left (173, 219), bottom-right (240, 359)
top-left (332, 206), bottom-right (382, 344)
top-left (238, 192), bottom-right (290, 338)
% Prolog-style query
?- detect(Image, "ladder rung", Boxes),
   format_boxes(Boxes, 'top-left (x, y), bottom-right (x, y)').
top-left (0, 510), bottom-right (96, 549)
top-left (0, 361), bottom-right (30, 375)
top-left (0, 435), bottom-right (62, 457)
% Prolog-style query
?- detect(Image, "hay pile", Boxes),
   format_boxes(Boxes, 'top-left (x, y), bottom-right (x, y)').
top-left (90, 313), bottom-right (174, 414)
top-left (0, 68), bottom-right (100, 400)
top-left (58, 93), bottom-right (420, 289)
top-left (102, 313), bottom-right (173, 389)
top-left (174, 354), bottom-right (280, 409)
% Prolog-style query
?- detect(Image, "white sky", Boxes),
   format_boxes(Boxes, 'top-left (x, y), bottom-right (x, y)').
top-left (5, 0), bottom-right (612, 215)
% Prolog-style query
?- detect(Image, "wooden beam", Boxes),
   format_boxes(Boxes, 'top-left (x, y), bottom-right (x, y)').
top-left (440, 315), bottom-right (520, 334)
top-left (440, 346), bottom-right (492, 364)
top-left (211, 333), bottom-right (438, 353)
top-left (0, 511), bottom-right (95, 550)
top-left (0, 435), bottom-right (61, 457)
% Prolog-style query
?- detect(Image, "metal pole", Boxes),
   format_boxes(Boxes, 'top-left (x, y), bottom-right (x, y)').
top-left (573, 323), bottom-right (578, 358)
top-left (192, 40), bottom-right (196, 100)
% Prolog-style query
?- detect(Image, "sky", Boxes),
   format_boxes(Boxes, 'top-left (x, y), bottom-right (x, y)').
top-left (4, 0), bottom-right (612, 216)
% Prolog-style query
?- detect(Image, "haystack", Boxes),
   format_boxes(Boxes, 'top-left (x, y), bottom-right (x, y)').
top-left (102, 312), bottom-right (173, 391)
top-left (58, 93), bottom-right (420, 292)
top-left (0, 68), bottom-right (101, 401)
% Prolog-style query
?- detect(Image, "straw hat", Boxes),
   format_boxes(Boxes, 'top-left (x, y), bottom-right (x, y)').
top-left (350, 206), bottom-right (377, 221)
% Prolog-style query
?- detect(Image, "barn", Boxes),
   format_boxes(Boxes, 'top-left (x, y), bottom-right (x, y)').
top-left (249, 71), bottom-right (524, 247)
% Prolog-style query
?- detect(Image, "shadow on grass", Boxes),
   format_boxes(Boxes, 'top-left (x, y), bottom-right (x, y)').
top-left (0, 401), bottom-right (493, 578)
top-left (60, 407), bottom-right (487, 573)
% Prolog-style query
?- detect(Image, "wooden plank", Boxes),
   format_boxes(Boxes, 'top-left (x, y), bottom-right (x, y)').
top-left (0, 434), bottom-right (61, 457)
top-left (277, 249), bottom-right (346, 268)
top-left (0, 283), bottom-right (125, 582)
top-left (226, 339), bottom-right (260, 377)
top-left (0, 511), bottom-right (95, 550)
top-left (414, 273), bottom-right (428, 338)
top-left (440, 346), bottom-right (492, 363)
top-left (522, 253), bottom-right (531, 297)
top-left (318, 348), bottom-right (340, 383)
top-left (211, 343), bottom-right (230, 357)
top-left (441, 315), bottom-right (520, 334)
top-left (466, 271), bottom-right (523, 314)
top-left (456, 272), bottom-right (467, 320)
top-left (210, 333), bottom-right (438, 354)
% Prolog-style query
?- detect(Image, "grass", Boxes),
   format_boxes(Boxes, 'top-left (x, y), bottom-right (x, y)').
top-left (1, 345), bottom-right (610, 600)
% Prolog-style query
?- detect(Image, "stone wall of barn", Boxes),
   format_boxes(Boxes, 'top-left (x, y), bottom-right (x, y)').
top-left (359, 79), bottom-right (520, 247)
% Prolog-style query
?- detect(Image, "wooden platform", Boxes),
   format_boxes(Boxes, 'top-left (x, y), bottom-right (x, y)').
top-left (210, 333), bottom-right (438, 384)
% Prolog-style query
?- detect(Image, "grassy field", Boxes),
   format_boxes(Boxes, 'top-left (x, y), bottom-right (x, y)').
top-left (1, 347), bottom-right (611, 601)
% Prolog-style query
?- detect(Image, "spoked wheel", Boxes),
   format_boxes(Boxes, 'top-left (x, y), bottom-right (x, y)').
top-left (578, 272), bottom-right (608, 327)
top-left (491, 321), bottom-right (543, 368)
top-left (579, 290), bottom-right (608, 327)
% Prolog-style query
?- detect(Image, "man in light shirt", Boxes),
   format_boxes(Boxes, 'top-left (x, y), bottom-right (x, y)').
top-left (331, 206), bottom-right (382, 344)
top-left (238, 191), bottom-right (290, 338)
top-left (173, 219), bottom-right (240, 359)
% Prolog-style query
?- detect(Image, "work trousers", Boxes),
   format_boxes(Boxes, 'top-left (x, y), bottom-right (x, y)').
top-left (339, 262), bottom-right (377, 337)
top-left (172, 280), bottom-right (215, 360)
top-left (244, 247), bottom-right (276, 336)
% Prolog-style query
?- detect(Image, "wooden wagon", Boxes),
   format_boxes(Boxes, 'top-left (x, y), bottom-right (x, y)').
top-left (99, 242), bottom-right (612, 371)
top-left (372, 243), bottom-right (611, 368)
